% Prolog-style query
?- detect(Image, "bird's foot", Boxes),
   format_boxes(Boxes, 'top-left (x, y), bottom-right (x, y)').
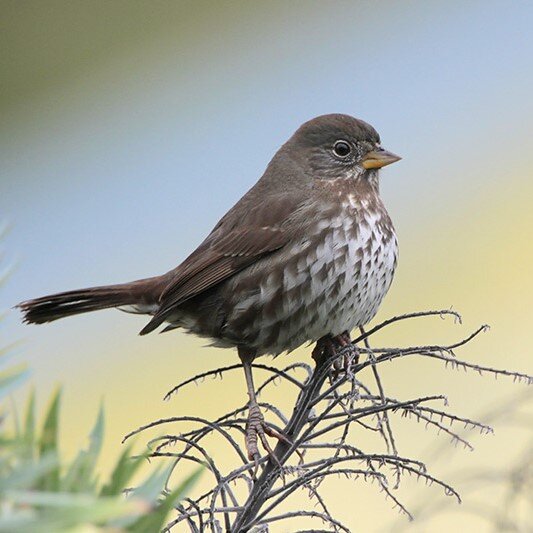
top-left (313, 332), bottom-right (360, 377)
top-left (245, 402), bottom-right (289, 475)
top-left (335, 335), bottom-right (361, 379)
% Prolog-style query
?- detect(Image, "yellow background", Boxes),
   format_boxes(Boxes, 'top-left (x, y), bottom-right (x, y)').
top-left (1, 2), bottom-right (532, 531)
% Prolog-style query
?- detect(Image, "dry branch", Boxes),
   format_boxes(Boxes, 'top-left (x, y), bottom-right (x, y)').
top-left (125, 310), bottom-right (532, 532)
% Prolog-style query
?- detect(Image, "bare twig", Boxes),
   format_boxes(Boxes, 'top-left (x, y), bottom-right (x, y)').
top-left (126, 310), bottom-right (531, 532)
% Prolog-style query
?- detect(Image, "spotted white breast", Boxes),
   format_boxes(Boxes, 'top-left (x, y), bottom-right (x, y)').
top-left (225, 193), bottom-right (398, 356)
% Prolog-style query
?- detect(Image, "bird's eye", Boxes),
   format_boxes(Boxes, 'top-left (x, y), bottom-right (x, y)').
top-left (333, 140), bottom-right (351, 157)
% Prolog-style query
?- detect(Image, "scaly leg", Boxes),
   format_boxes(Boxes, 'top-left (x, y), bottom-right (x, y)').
top-left (338, 330), bottom-right (360, 369)
top-left (312, 332), bottom-right (360, 377)
top-left (238, 347), bottom-right (288, 470)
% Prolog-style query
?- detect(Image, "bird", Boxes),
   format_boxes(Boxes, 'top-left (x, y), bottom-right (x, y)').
top-left (18, 113), bottom-right (401, 463)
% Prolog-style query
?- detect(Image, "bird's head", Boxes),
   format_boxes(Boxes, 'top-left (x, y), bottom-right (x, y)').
top-left (285, 114), bottom-right (401, 185)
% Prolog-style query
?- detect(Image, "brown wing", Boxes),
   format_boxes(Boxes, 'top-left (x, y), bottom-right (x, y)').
top-left (139, 192), bottom-right (306, 335)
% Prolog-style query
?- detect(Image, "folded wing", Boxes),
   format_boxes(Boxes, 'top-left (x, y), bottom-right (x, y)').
top-left (139, 192), bottom-right (306, 335)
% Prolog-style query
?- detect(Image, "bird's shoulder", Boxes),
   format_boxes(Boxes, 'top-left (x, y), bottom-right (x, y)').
top-left (139, 185), bottom-right (313, 334)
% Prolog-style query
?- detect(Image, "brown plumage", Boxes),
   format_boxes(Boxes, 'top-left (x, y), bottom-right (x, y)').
top-left (18, 113), bottom-right (401, 462)
top-left (18, 278), bottom-right (160, 325)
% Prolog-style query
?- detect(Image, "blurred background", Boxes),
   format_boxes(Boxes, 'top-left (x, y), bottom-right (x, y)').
top-left (1, 1), bottom-right (532, 531)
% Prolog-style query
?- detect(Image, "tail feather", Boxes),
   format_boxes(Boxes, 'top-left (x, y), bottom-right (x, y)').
top-left (17, 279), bottom-right (159, 325)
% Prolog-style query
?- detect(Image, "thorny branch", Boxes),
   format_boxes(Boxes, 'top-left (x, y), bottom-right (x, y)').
top-left (392, 390), bottom-right (533, 532)
top-left (124, 310), bottom-right (532, 532)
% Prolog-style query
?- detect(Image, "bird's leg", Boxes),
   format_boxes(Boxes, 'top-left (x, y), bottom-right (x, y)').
top-left (313, 332), bottom-right (360, 379)
top-left (311, 336), bottom-right (329, 364)
top-left (338, 330), bottom-right (360, 369)
top-left (238, 348), bottom-right (288, 471)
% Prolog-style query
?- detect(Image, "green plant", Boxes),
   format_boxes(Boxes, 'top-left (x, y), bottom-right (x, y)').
top-left (0, 234), bottom-right (200, 531)
top-left (0, 360), bottom-right (200, 532)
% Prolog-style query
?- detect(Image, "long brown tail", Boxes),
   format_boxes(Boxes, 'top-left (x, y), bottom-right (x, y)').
top-left (17, 278), bottom-right (161, 325)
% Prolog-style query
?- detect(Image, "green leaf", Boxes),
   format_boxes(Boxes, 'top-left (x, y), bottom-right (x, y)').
top-left (0, 512), bottom-right (37, 533)
top-left (128, 468), bottom-right (202, 533)
top-left (36, 388), bottom-right (61, 491)
top-left (172, 467), bottom-right (202, 501)
top-left (38, 388), bottom-right (61, 456)
top-left (129, 463), bottom-right (173, 504)
top-left (0, 453), bottom-right (57, 492)
top-left (16, 388), bottom-right (36, 462)
top-left (62, 404), bottom-right (104, 493)
top-left (99, 445), bottom-right (144, 497)
top-left (0, 367), bottom-right (29, 403)
top-left (24, 389), bottom-right (36, 444)
top-left (3, 490), bottom-right (146, 532)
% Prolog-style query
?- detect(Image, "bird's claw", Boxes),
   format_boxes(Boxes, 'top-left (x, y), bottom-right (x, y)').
top-left (334, 343), bottom-right (360, 378)
top-left (314, 332), bottom-right (360, 379)
top-left (245, 403), bottom-right (288, 476)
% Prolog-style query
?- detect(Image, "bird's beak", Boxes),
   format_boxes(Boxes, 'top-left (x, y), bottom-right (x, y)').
top-left (362, 148), bottom-right (402, 169)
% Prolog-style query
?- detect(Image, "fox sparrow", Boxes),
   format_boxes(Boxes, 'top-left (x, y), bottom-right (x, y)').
top-left (18, 114), bottom-right (401, 462)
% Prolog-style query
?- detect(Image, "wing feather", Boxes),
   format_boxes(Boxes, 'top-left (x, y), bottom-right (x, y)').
top-left (139, 192), bottom-right (305, 335)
